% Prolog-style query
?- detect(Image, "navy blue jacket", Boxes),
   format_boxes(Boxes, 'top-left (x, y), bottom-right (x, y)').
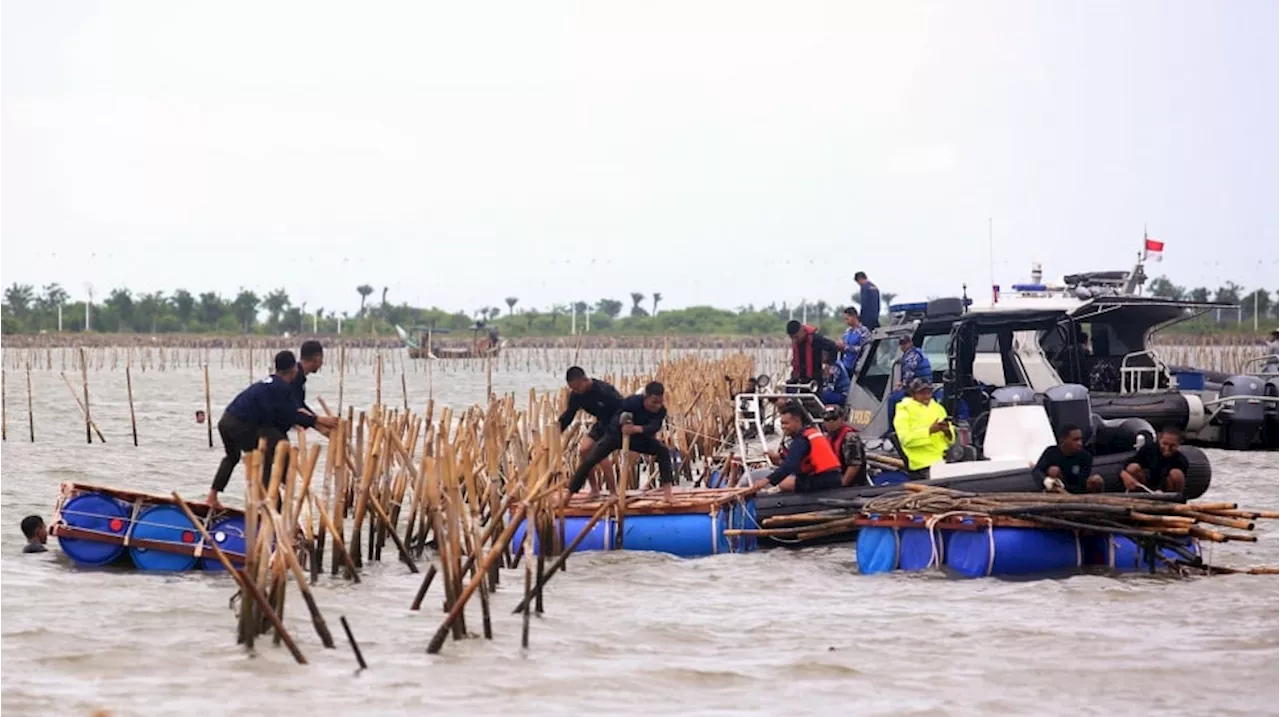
top-left (859, 281), bottom-right (881, 329)
top-left (610, 394), bottom-right (666, 437)
top-left (290, 370), bottom-right (317, 428)
top-left (225, 375), bottom-right (310, 434)
top-left (766, 434), bottom-right (812, 485)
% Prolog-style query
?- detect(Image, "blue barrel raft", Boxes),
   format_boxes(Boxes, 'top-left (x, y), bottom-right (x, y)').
top-left (945, 524), bottom-right (1081, 578)
top-left (129, 504), bottom-right (199, 571)
top-left (1081, 534), bottom-right (1201, 572)
top-left (855, 524), bottom-right (898, 574)
top-left (201, 515), bottom-right (248, 571)
top-left (58, 492), bottom-right (131, 567)
top-left (512, 499), bottom-right (756, 558)
top-left (898, 520), bottom-right (943, 572)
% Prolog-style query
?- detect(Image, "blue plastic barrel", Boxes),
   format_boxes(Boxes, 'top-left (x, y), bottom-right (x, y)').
top-left (946, 526), bottom-right (1080, 578)
top-left (856, 525), bottom-right (899, 574)
top-left (898, 519), bottom-right (941, 571)
top-left (129, 505), bottom-right (198, 571)
top-left (617, 514), bottom-right (719, 557)
top-left (871, 471), bottom-right (912, 486)
top-left (512, 516), bottom-right (614, 555)
top-left (1081, 534), bottom-right (1201, 571)
top-left (718, 500), bottom-right (757, 553)
top-left (58, 492), bottom-right (130, 566)
top-left (201, 515), bottom-right (247, 571)
top-left (1173, 371), bottom-right (1206, 391)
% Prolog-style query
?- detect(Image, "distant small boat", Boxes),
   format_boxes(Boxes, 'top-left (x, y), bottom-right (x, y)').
top-left (395, 324), bottom-right (505, 360)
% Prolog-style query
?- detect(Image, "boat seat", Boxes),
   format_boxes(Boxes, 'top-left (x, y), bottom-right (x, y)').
top-left (981, 404), bottom-right (1055, 466)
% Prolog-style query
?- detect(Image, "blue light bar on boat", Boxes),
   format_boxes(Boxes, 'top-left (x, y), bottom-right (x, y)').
top-left (1011, 284), bottom-right (1048, 292)
top-left (889, 298), bottom-right (974, 313)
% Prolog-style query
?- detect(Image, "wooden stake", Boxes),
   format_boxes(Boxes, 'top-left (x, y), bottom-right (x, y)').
top-left (59, 372), bottom-right (106, 443)
top-left (126, 365), bottom-right (138, 446)
top-left (204, 363), bottom-right (214, 448)
top-left (2, 368), bottom-right (7, 441)
top-left (80, 347), bottom-right (92, 444)
top-left (25, 363), bottom-right (33, 442)
top-left (340, 616), bottom-right (368, 670)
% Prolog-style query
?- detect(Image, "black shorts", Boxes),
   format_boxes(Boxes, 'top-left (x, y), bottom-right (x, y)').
top-left (796, 470), bottom-right (843, 493)
top-left (586, 422), bottom-right (609, 442)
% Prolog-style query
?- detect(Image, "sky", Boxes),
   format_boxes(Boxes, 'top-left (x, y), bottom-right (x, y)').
top-left (2, 0), bottom-right (1277, 316)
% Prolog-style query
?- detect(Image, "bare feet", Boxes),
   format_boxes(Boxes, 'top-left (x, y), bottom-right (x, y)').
top-left (661, 484), bottom-right (674, 503)
top-left (205, 491), bottom-right (223, 511)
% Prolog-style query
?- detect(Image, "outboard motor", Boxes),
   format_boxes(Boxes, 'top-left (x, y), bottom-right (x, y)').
top-left (1042, 384), bottom-right (1093, 444)
top-left (989, 386), bottom-right (1037, 408)
top-left (1219, 375), bottom-right (1267, 450)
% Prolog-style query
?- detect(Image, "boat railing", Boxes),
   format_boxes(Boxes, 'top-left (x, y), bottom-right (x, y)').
top-left (731, 389), bottom-right (826, 472)
top-left (1119, 350), bottom-right (1172, 394)
top-left (1238, 354), bottom-right (1280, 377)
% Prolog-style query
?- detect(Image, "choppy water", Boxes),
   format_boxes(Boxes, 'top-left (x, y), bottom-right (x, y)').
top-left (2, 351), bottom-right (1277, 717)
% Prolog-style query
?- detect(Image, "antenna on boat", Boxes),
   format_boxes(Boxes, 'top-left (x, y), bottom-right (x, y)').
top-left (987, 218), bottom-right (995, 306)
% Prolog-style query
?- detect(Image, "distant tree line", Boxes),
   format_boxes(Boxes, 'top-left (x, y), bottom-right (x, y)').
top-left (1145, 276), bottom-right (1277, 332)
top-left (1, 278), bottom-right (1270, 337)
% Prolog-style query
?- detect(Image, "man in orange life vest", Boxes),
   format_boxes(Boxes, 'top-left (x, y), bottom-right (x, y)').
top-left (786, 320), bottom-right (839, 388)
top-left (752, 403), bottom-right (844, 493)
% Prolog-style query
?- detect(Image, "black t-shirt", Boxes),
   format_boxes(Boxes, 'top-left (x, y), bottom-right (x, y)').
top-left (1132, 443), bottom-right (1190, 487)
top-left (1033, 445), bottom-right (1095, 493)
top-left (557, 380), bottom-right (624, 430)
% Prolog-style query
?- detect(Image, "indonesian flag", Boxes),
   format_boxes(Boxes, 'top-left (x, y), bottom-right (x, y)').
top-left (1144, 237), bottom-right (1164, 262)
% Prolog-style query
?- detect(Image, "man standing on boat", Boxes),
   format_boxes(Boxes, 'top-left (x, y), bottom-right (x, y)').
top-left (752, 404), bottom-right (843, 493)
top-left (854, 271), bottom-right (881, 330)
top-left (206, 351), bottom-right (334, 509)
top-left (786, 320), bottom-right (838, 388)
top-left (836, 307), bottom-right (871, 374)
top-left (293, 340), bottom-right (330, 436)
top-left (565, 381), bottom-right (675, 504)
top-left (558, 366), bottom-right (625, 498)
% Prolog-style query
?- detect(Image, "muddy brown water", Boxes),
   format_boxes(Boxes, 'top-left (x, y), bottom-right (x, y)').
top-left (1, 351), bottom-right (1276, 716)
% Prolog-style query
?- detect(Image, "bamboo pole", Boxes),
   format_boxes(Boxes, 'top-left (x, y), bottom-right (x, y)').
top-left (126, 364), bottom-right (138, 446)
top-left (1, 368), bottom-right (6, 441)
top-left (25, 363), bottom-right (33, 442)
top-left (204, 363), bottom-right (214, 448)
top-left (80, 347), bottom-right (92, 444)
top-left (59, 372), bottom-right (106, 442)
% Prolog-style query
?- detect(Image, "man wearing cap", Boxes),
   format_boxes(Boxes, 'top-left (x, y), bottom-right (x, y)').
top-left (821, 360), bottom-right (851, 407)
top-left (886, 334), bottom-right (933, 427)
top-left (822, 406), bottom-right (867, 487)
top-left (892, 378), bottom-right (954, 478)
top-left (786, 320), bottom-right (839, 388)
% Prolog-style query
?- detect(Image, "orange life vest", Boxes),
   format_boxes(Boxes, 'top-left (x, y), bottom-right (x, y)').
top-left (800, 426), bottom-right (841, 475)
top-left (826, 424), bottom-right (855, 469)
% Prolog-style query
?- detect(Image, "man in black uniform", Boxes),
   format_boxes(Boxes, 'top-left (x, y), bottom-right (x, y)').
top-left (1033, 423), bottom-right (1103, 494)
top-left (293, 340), bottom-right (331, 436)
top-left (1121, 427), bottom-right (1188, 494)
top-left (558, 366), bottom-right (624, 497)
top-left (566, 381), bottom-right (675, 503)
top-left (206, 351), bottom-right (335, 508)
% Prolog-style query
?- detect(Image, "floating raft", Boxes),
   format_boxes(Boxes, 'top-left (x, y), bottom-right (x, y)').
top-left (513, 487), bottom-right (759, 557)
top-left (50, 482), bottom-right (247, 572)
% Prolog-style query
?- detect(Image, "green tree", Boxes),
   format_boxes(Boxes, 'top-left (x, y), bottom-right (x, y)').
top-left (596, 298), bottom-right (623, 319)
top-left (104, 288), bottom-right (134, 331)
top-left (261, 288), bottom-right (291, 330)
top-left (198, 292), bottom-right (224, 326)
top-left (4, 284), bottom-right (35, 315)
top-left (1188, 287), bottom-right (1210, 303)
top-left (505, 296), bottom-right (519, 315)
top-left (1148, 276), bottom-right (1186, 300)
top-left (172, 289), bottom-right (196, 326)
top-left (231, 289), bottom-right (261, 332)
top-left (525, 308), bottom-right (540, 329)
top-left (357, 284), bottom-right (374, 317)
top-left (1213, 282), bottom-right (1242, 306)
top-left (652, 292), bottom-right (663, 315)
top-left (629, 292), bottom-right (648, 318)
top-left (136, 291), bottom-right (167, 333)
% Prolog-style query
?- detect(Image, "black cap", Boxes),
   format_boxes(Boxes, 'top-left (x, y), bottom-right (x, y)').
top-left (823, 405), bottom-right (843, 421)
top-left (907, 378), bottom-right (932, 394)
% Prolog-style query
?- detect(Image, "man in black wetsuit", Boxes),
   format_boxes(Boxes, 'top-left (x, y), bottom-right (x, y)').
top-left (558, 366), bottom-right (625, 497)
top-left (206, 351), bottom-right (335, 509)
top-left (292, 340), bottom-right (331, 436)
top-left (566, 381), bottom-right (675, 503)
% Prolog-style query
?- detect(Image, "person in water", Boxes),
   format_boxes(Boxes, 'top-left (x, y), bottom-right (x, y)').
top-left (752, 403), bottom-right (843, 493)
top-left (558, 366), bottom-right (625, 498)
top-left (206, 351), bottom-right (335, 509)
top-left (1033, 424), bottom-right (1103, 494)
top-left (1120, 427), bottom-right (1188, 494)
top-left (292, 340), bottom-right (331, 436)
top-left (566, 381), bottom-right (675, 503)
top-left (21, 515), bottom-right (48, 553)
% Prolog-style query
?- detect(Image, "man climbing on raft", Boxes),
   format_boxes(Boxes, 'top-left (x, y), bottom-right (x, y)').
top-left (558, 366), bottom-right (625, 498)
top-left (564, 381), bottom-right (675, 504)
top-left (206, 350), bottom-right (337, 509)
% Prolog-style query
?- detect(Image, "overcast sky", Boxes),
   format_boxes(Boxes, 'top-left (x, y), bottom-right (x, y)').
top-left (3, 0), bottom-right (1276, 315)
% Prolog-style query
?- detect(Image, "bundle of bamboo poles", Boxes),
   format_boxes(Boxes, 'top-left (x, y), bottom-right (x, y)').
top-left (728, 484), bottom-right (1279, 573)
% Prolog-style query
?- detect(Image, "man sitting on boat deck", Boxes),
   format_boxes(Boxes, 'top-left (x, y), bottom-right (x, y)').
top-left (1033, 423), bottom-right (1103, 494)
top-left (20, 515), bottom-right (47, 554)
top-left (892, 378), bottom-right (953, 479)
top-left (820, 360), bottom-right (851, 407)
top-left (886, 335), bottom-right (933, 426)
top-left (292, 340), bottom-right (331, 437)
top-left (836, 307), bottom-right (871, 374)
top-left (822, 406), bottom-right (868, 487)
top-left (206, 351), bottom-right (337, 509)
top-left (565, 381), bottom-right (675, 504)
top-left (786, 320), bottom-right (838, 390)
top-left (1120, 427), bottom-right (1187, 494)
top-left (558, 366), bottom-right (625, 498)
top-left (753, 404), bottom-right (844, 493)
